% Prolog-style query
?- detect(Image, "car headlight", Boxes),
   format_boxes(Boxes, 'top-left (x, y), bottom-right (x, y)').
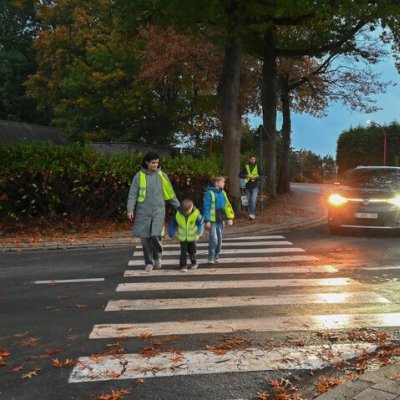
top-left (328, 193), bottom-right (348, 207)
top-left (388, 195), bottom-right (400, 206)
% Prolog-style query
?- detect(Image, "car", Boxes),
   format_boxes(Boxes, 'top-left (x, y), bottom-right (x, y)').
top-left (327, 166), bottom-right (400, 234)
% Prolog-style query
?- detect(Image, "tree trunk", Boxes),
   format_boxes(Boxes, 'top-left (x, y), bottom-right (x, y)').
top-left (261, 29), bottom-right (277, 199)
top-left (220, 37), bottom-right (242, 202)
top-left (277, 73), bottom-right (291, 194)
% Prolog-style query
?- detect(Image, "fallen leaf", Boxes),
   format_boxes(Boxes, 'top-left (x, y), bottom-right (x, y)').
top-left (139, 332), bottom-right (153, 340)
top-left (20, 337), bottom-right (40, 347)
top-left (136, 378), bottom-right (145, 384)
top-left (0, 349), bottom-right (11, 357)
top-left (21, 368), bottom-right (41, 379)
top-left (105, 369), bottom-right (120, 378)
top-left (9, 366), bottom-right (23, 372)
top-left (52, 358), bottom-right (76, 368)
top-left (75, 304), bottom-right (88, 309)
top-left (97, 389), bottom-right (131, 400)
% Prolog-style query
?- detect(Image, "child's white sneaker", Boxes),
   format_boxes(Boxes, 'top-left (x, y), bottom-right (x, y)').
top-left (144, 264), bottom-right (153, 272)
top-left (154, 259), bottom-right (162, 269)
top-left (180, 266), bottom-right (188, 273)
top-left (190, 263), bottom-right (198, 269)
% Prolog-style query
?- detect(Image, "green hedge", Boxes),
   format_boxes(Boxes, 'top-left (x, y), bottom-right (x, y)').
top-left (0, 142), bottom-right (223, 220)
top-left (337, 123), bottom-right (400, 174)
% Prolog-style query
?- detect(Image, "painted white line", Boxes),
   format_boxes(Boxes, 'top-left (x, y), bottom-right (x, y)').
top-left (32, 278), bottom-right (105, 284)
top-left (128, 255), bottom-right (318, 267)
top-left (89, 312), bottom-right (400, 339)
top-left (105, 292), bottom-right (389, 311)
top-left (361, 266), bottom-right (400, 270)
top-left (220, 235), bottom-right (285, 240)
top-left (116, 277), bottom-right (358, 292)
top-left (133, 247), bottom-right (304, 257)
top-left (124, 265), bottom-right (338, 277)
top-left (69, 343), bottom-right (377, 382)
top-left (136, 240), bottom-right (293, 249)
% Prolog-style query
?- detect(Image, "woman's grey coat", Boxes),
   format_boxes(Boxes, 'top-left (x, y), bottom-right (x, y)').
top-left (127, 167), bottom-right (180, 238)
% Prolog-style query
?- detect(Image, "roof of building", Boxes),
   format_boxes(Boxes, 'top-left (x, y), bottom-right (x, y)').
top-left (0, 119), bottom-right (67, 145)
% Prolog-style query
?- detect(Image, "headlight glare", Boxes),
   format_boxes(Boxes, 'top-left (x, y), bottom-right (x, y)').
top-left (388, 195), bottom-right (400, 206)
top-left (328, 193), bottom-right (347, 207)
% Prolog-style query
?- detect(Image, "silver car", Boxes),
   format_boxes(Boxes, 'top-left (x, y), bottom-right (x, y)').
top-left (327, 166), bottom-right (400, 234)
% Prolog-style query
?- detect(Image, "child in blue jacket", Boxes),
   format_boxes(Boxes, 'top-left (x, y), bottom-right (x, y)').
top-left (168, 198), bottom-right (204, 272)
top-left (203, 175), bottom-right (234, 264)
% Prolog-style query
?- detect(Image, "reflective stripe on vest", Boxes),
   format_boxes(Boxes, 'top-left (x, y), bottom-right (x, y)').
top-left (138, 170), bottom-right (175, 202)
top-left (209, 190), bottom-right (235, 222)
top-left (244, 164), bottom-right (259, 184)
top-left (176, 208), bottom-right (200, 241)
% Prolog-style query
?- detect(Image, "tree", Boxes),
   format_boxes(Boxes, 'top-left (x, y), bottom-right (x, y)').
top-left (243, 0), bottom-right (399, 197)
top-left (0, 0), bottom-right (45, 123)
top-left (276, 44), bottom-right (391, 194)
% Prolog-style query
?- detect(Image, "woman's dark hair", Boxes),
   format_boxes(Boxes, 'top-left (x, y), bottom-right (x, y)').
top-left (141, 152), bottom-right (160, 168)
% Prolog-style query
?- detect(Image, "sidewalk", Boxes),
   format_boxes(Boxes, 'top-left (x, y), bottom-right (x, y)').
top-left (0, 187), bottom-right (327, 252)
top-left (315, 363), bottom-right (400, 400)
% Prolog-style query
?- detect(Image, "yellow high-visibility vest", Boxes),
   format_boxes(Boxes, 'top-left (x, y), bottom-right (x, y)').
top-left (138, 170), bottom-right (175, 202)
top-left (209, 190), bottom-right (234, 222)
top-left (176, 208), bottom-right (200, 241)
top-left (244, 164), bottom-right (259, 184)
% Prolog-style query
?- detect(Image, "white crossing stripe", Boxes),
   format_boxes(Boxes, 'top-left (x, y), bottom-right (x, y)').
top-left (219, 235), bottom-right (285, 240)
top-left (137, 240), bottom-right (293, 249)
top-left (361, 266), bottom-right (400, 270)
top-left (105, 292), bottom-right (389, 311)
top-left (32, 278), bottom-right (105, 284)
top-left (116, 277), bottom-right (358, 292)
top-left (124, 265), bottom-right (338, 277)
top-left (128, 255), bottom-right (318, 266)
top-left (89, 312), bottom-right (400, 339)
top-left (69, 343), bottom-right (377, 382)
top-left (133, 247), bottom-right (305, 257)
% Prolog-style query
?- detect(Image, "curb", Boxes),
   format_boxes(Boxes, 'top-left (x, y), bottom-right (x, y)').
top-left (314, 363), bottom-right (400, 400)
top-left (0, 216), bottom-right (327, 253)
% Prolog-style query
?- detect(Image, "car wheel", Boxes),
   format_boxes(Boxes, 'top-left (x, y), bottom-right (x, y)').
top-left (328, 224), bottom-right (341, 235)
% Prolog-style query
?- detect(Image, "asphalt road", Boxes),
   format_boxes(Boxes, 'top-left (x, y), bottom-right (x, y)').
top-left (1, 214), bottom-right (400, 399)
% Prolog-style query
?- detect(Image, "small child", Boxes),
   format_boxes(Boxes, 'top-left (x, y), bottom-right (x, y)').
top-left (168, 198), bottom-right (204, 273)
top-left (202, 175), bottom-right (235, 264)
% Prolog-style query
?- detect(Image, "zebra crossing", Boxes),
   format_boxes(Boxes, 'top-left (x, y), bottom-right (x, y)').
top-left (69, 234), bottom-right (396, 388)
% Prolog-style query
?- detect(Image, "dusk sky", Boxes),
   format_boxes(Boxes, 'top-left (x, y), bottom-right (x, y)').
top-left (251, 55), bottom-right (400, 158)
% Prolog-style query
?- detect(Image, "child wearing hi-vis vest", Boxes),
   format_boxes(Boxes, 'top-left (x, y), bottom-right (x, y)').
top-left (168, 198), bottom-right (205, 273)
top-left (203, 175), bottom-right (235, 264)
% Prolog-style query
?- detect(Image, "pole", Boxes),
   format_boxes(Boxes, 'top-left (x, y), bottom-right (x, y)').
top-left (259, 125), bottom-right (264, 215)
top-left (383, 130), bottom-right (387, 166)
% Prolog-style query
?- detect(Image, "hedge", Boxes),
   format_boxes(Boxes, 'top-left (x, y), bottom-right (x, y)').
top-left (0, 142), bottom-right (224, 220)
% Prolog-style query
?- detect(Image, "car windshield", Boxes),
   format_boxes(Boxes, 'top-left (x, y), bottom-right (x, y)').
top-left (345, 169), bottom-right (400, 189)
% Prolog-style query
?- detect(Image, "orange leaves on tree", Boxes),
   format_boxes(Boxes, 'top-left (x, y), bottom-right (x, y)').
top-left (97, 389), bottom-right (131, 400)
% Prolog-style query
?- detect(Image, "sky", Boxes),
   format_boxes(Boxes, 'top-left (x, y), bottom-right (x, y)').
top-left (250, 55), bottom-right (400, 158)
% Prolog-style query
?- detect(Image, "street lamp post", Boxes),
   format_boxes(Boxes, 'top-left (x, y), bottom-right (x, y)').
top-left (367, 120), bottom-right (387, 166)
